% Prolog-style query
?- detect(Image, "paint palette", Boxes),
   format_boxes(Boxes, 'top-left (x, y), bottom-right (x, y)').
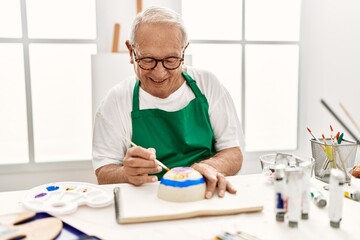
top-left (22, 182), bottom-right (113, 215)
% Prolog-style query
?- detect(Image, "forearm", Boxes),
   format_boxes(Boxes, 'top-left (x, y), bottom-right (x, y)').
top-left (197, 147), bottom-right (243, 176)
top-left (95, 164), bottom-right (128, 185)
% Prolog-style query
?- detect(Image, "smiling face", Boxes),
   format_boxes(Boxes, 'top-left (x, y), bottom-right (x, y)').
top-left (126, 23), bottom-right (186, 98)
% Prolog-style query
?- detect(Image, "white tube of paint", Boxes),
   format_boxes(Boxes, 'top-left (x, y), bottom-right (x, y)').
top-left (329, 168), bottom-right (345, 228)
top-left (309, 188), bottom-right (327, 208)
top-left (300, 161), bottom-right (313, 219)
top-left (274, 164), bottom-right (286, 222)
top-left (286, 167), bottom-right (303, 228)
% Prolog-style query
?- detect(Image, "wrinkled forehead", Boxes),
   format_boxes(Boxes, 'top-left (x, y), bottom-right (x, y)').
top-left (133, 23), bottom-right (184, 51)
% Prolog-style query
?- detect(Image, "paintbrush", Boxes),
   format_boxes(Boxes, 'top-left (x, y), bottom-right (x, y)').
top-left (330, 125), bottom-right (335, 144)
top-left (307, 127), bottom-right (322, 143)
top-left (320, 99), bottom-right (360, 144)
top-left (339, 102), bottom-right (360, 135)
top-left (123, 137), bottom-right (170, 171)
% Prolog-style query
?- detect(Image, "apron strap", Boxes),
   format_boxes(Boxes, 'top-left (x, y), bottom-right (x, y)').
top-left (182, 70), bottom-right (203, 98)
top-left (132, 80), bottom-right (141, 111)
top-left (132, 71), bottom-right (203, 111)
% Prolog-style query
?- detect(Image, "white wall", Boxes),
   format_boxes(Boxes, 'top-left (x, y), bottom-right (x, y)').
top-left (2, 0), bottom-right (360, 191)
top-left (296, 0), bottom-right (360, 162)
top-left (246, 0), bottom-right (360, 173)
top-left (0, 166), bottom-right (98, 192)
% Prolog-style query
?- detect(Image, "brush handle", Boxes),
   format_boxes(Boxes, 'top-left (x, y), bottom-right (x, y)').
top-left (123, 137), bottom-right (170, 171)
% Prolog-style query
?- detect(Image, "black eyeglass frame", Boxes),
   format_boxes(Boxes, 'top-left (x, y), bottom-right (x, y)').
top-left (132, 49), bottom-right (184, 70)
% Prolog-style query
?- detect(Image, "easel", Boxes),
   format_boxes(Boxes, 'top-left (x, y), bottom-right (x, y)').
top-left (112, 0), bottom-right (142, 53)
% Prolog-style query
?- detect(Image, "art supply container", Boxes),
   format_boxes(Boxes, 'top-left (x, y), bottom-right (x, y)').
top-left (259, 153), bottom-right (314, 182)
top-left (311, 139), bottom-right (358, 183)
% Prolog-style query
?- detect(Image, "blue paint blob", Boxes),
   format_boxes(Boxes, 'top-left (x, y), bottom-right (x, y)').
top-left (160, 178), bottom-right (205, 188)
top-left (46, 186), bottom-right (60, 191)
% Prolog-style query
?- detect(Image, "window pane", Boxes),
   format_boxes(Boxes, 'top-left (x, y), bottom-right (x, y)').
top-left (0, 0), bottom-right (22, 37)
top-left (182, 0), bottom-right (242, 40)
top-left (26, 0), bottom-right (96, 39)
top-left (245, 44), bottom-right (299, 151)
top-left (186, 43), bottom-right (242, 121)
top-left (0, 44), bottom-right (29, 164)
top-left (29, 44), bottom-right (97, 162)
top-left (245, 0), bottom-right (301, 41)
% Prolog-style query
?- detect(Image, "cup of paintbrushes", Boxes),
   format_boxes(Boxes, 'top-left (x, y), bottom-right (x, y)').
top-left (311, 138), bottom-right (358, 183)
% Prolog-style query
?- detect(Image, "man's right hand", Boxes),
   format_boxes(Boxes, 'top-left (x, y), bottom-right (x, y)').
top-left (122, 146), bottom-right (162, 185)
top-left (95, 146), bottom-right (162, 185)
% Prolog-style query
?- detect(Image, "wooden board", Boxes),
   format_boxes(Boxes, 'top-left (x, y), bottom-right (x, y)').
top-left (0, 212), bottom-right (62, 240)
top-left (0, 211), bottom-right (99, 240)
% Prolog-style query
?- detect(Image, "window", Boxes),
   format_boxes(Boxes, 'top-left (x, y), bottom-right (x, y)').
top-left (182, 0), bottom-right (301, 153)
top-left (0, 0), bottom-right (97, 166)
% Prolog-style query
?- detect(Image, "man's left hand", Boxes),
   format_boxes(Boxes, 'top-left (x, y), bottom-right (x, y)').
top-left (192, 162), bottom-right (237, 199)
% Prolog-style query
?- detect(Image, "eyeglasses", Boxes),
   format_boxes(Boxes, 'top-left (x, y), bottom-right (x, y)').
top-left (133, 50), bottom-right (184, 70)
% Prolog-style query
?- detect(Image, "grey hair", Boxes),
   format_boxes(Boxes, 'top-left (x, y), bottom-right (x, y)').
top-left (129, 6), bottom-right (188, 48)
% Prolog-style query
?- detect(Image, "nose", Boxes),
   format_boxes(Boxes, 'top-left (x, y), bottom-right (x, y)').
top-left (151, 60), bottom-right (168, 75)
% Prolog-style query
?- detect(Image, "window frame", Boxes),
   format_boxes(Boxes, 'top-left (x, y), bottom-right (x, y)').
top-left (184, 0), bottom-right (301, 162)
top-left (0, 1), bottom-right (302, 174)
top-left (0, 0), bottom-right (97, 174)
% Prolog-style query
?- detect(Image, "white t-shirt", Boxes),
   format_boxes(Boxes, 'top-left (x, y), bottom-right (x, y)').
top-left (92, 67), bottom-right (245, 171)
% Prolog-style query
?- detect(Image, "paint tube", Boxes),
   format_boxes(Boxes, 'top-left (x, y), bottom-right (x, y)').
top-left (322, 185), bottom-right (359, 202)
top-left (274, 164), bottom-right (286, 222)
top-left (299, 161), bottom-right (313, 219)
top-left (344, 189), bottom-right (360, 202)
top-left (286, 167), bottom-right (303, 228)
top-left (329, 169), bottom-right (345, 228)
top-left (309, 188), bottom-right (327, 208)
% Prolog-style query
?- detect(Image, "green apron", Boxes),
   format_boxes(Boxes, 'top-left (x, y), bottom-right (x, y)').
top-left (131, 71), bottom-right (216, 179)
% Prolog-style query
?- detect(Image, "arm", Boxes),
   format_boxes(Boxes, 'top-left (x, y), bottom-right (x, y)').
top-left (96, 146), bottom-right (162, 185)
top-left (96, 164), bottom-right (128, 185)
top-left (192, 147), bottom-right (243, 199)
top-left (92, 82), bottom-right (161, 186)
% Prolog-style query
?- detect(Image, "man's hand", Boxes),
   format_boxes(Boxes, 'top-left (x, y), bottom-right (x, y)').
top-left (192, 162), bottom-right (237, 199)
top-left (95, 146), bottom-right (162, 185)
top-left (122, 146), bottom-right (162, 185)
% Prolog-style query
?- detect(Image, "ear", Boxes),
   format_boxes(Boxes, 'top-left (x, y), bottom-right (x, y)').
top-left (125, 40), bottom-right (134, 64)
